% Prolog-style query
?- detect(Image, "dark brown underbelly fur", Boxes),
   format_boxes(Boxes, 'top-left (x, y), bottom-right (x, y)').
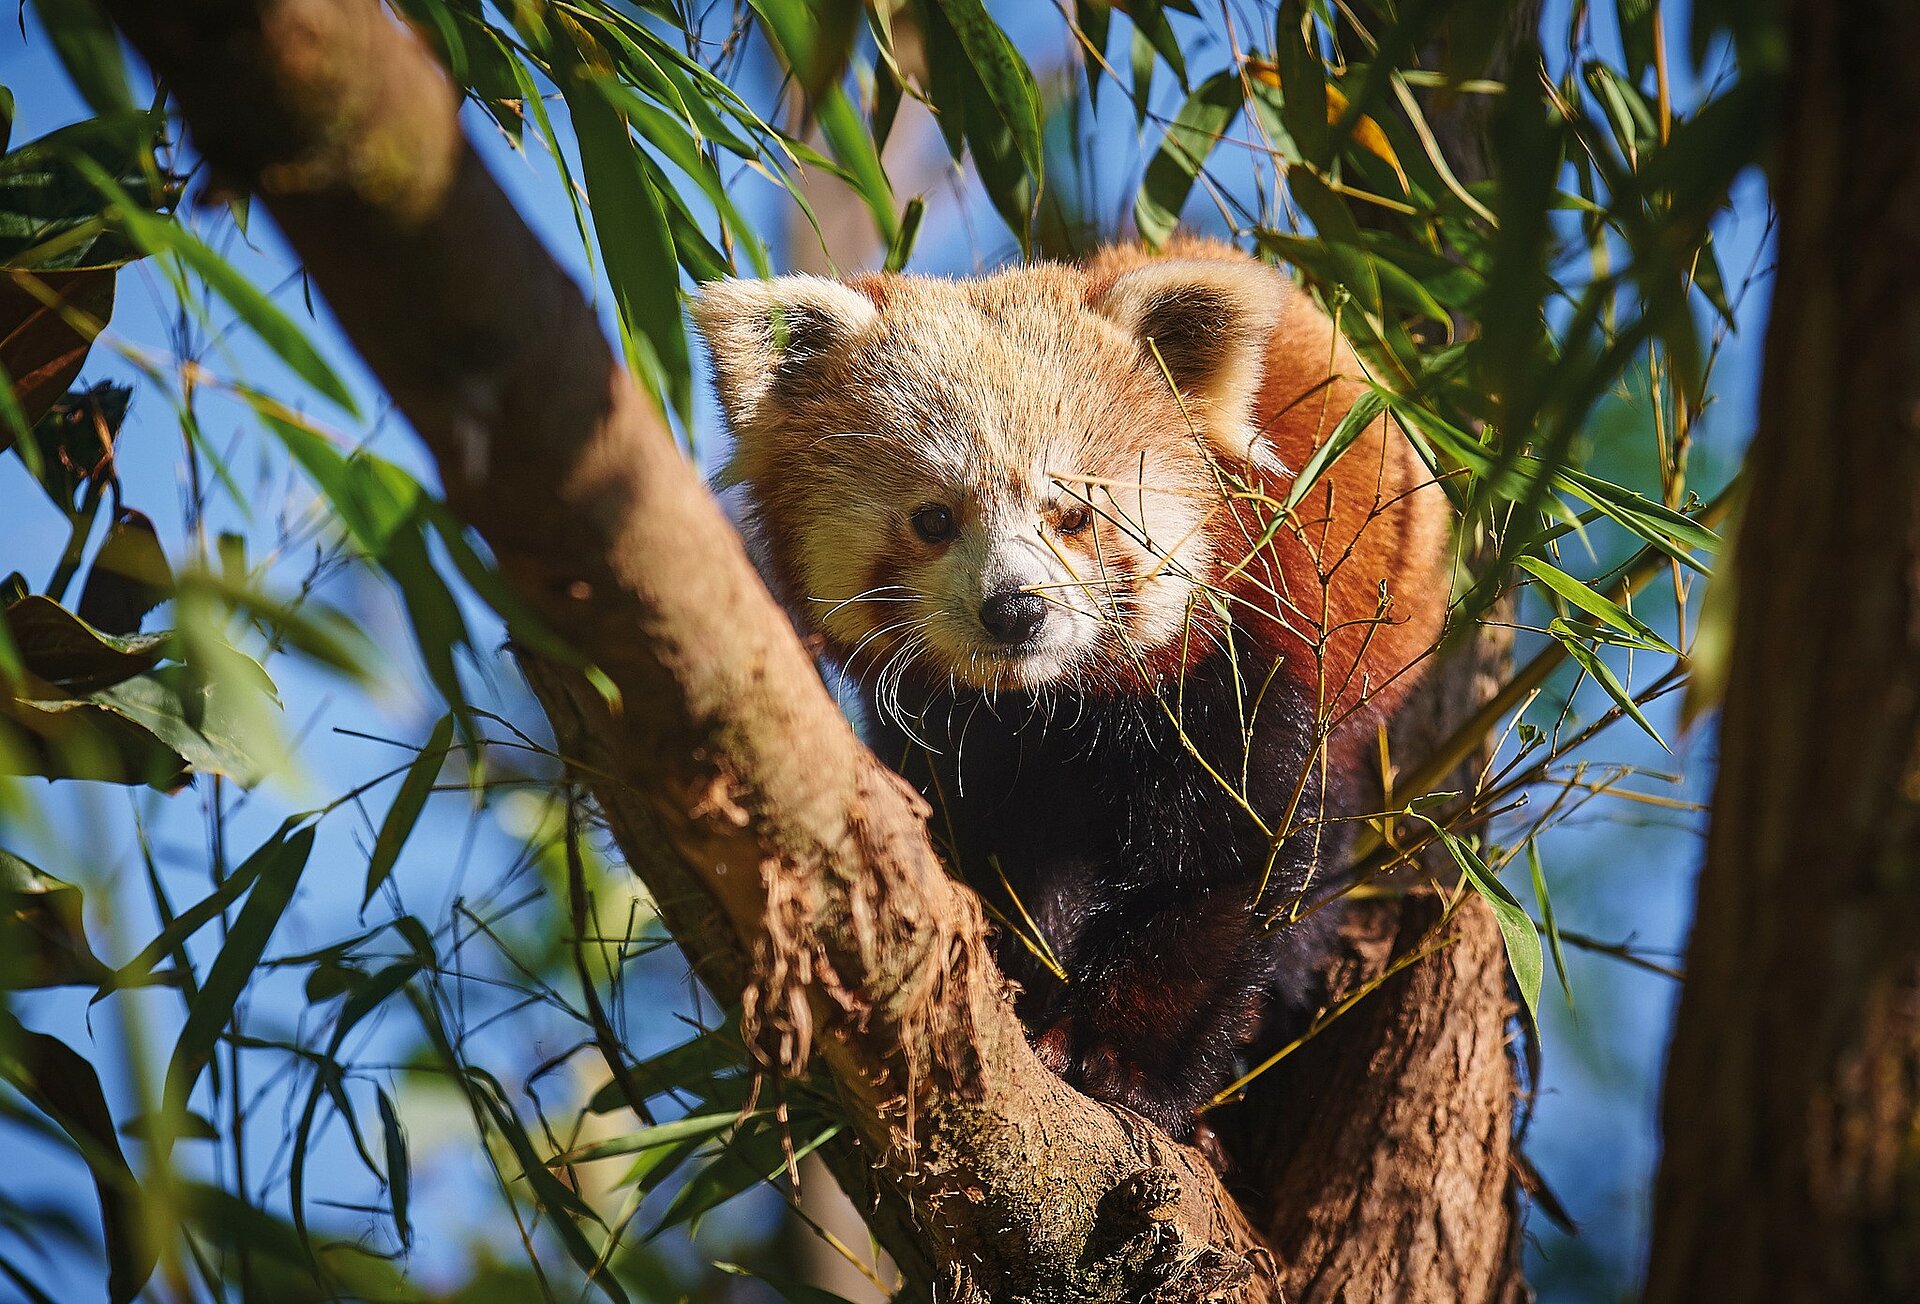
top-left (869, 650), bottom-right (1348, 1141)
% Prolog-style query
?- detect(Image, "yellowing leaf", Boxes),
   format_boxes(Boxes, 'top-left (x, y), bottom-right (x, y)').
top-left (1242, 60), bottom-right (1405, 183)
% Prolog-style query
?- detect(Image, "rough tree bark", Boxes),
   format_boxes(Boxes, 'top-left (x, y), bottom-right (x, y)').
top-left (104, 1), bottom-right (1524, 1298)
top-left (1644, 1), bottom-right (1920, 1299)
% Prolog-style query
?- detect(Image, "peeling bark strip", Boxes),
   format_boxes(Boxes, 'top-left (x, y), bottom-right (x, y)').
top-left (1645, 2), bottom-right (1920, 1299)
top-left (105, 2), bottom-right (1520, 1298)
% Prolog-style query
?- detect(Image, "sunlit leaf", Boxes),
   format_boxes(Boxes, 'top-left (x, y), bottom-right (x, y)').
top-left (1515, 555), bottom-right (1678, 655)
top-left (1424, 822), bottom-right (1542, 1023)
top-left (551, 1109), bottom-right (757, 1168)
top-left (1284, 387), bottom-right (1388, 511)
top-left (1550, 618), bottom-right (1671, 752)
top-left (1134, 71), bottom-right (1241, 247)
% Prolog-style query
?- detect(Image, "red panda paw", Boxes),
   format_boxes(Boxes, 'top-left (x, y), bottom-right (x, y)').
top-left (1030, 1018), bottom-right (1074, 1075)
top-left (1028, 1013), bottom-right (1203, 1141)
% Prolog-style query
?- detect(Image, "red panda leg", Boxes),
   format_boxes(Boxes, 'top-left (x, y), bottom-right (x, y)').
top-left (1021, 883), bottom-right (1315, 1140)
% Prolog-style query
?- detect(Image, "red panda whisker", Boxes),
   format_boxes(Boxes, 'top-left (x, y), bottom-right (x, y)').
top-left (843, 614), bottom-right (934, 686)
top-left (813, 583), bottom-right (920, 620)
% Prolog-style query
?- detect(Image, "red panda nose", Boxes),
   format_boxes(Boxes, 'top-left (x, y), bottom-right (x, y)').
top-left (979, 590), bottom-right (1048, 646)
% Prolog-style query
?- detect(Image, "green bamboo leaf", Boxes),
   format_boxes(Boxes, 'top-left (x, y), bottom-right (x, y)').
top-left (161, 825), bottom-right (315, 1123)
top-left (930, 0), bottom-right (1045, 175)
top-left (1616, 0), bottom-right (1658, 83)
top-left (1423, 821), bottom-right (1542, 1023)
top-left (362, 714), bottom-right (453, 908)
top-left (92, 654), bottom-right (284, 787)
top-left (455, 1066), bottom-right (631, 1302)
top-left (618, 1136), bottom-right (703, 1195)
top-left (1128, 0), bottom-right (1189, 91)
top-left (3, 595), bottom-right (167, 693)
top-left (1, 847), bottom-right (110, 990)
top-left (1284, 387), bottom-right (1388, 511)
top-left (1272, 0), bottom-right (1329, 164)
top-left (375, 1088), bottom-right (411, 1249)
top-left (1527, 841), bottom-right (1575, 1011)
top-left (1074, 0), bottom-right (1111, 108)
top-left (244, 398), bottom-right (420, 551)
top-left (29, 0), bottom-right (132, 117)
top-left (171, 568), bottom-right (376, 683)
top-left (1134, 71), bottom-right (1242, 247)
top-left (815, 82), bottom-right (900, 245)
top-left (1515, 555), bottom-right (1678, 655)
top-left (651, 1118), bottom-right (840, 1236)
top-left (884, 196), bottom-right (926, 273)
top-left (585, 1025), bottom-right (746, 1114)
top-left (1129, 25), bottom-right (1156, 127)
top-left (1557, 466), bottom-right (1721, 554)
top-left (550, 1109), bottom-right (759, 1167)
top-left (1550, 618), bottom-right (1671, 752)
top-left (72, 159), bottom-right (358, 415)
top-left (558, 56), bottom-right (690, 424)
top-left (288, 959), bottom-right (424, 1249)
top-left (592, 77), bottom-right (771, 277)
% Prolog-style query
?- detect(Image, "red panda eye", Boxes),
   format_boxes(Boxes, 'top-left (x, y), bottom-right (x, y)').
top-left (1057, 506), bottom-right (1092, 536)
top-left (911, 504), bottom-right (955, 544)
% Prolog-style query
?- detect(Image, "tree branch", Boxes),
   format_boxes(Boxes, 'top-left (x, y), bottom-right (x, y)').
top-left (106, 0), bottom-right (1275, 1296)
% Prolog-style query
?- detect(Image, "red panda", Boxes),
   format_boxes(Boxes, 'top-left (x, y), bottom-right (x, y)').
top-left (695, 237), bottom-right (1451, 1140)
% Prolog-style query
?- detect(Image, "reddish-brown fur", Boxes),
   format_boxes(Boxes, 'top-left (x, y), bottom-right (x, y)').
top-left (1081, 237), bottom-right (1450, 759)
top-left (696, 238), bottom-right (1452, 1140)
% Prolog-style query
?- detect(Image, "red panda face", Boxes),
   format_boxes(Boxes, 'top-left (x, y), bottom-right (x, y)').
top-left (695, 260), bottom-right (1285, 698)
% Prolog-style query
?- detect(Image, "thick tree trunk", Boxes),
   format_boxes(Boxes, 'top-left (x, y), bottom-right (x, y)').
top-left (105, 2), bottom-right (1524, 1298)
top-left (1644, 1), bottom-right (1920, 1299)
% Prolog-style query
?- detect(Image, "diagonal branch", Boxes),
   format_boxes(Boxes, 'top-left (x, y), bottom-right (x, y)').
top-left (104, 0), bottom-right (1274, 1297)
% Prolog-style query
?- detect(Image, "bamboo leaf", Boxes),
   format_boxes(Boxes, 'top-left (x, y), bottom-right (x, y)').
top-left (930, 0), bottom-right (1045, 175)
top-left (29, 0), bottom-right (132, 117)
top-left (362, 714), bottom-right (453, 908)
top-left (1515, 555), bottom-right (1678, 655)
top-left (1284, 387), bottom-right (1388, 511)
top-left (1425, 822), bottom-right (1543, 1023)
top-left (74, 159), bottom-right (358, 415)
top-left (0, 848), bottom-right (110, 990)
top-left (161, 825), bottom-right (315, 1123)
top-left (1551, 618), bottom-right (1671, 752)
top-left (1527, 841), bottom-right (1575, 1011)
top-left (0, 1009), bottom-right (154, 1303)
top-left (375, 1088), bottom-right (411, 1249)
top-left (557, 54), bottom-right (690, 424)
top-left (551, 1109), bottom-right (758, 1168)
top-left (651, 1117), bottom-right (840, 1236)
top-left (1134, 71), bottom-right (1242, 247)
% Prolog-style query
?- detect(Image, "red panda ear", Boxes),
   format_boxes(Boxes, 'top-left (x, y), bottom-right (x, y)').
top-left (691, 276), bottom-right (882, 455)
top-left (1089, 260), bottom-right (1286, 465)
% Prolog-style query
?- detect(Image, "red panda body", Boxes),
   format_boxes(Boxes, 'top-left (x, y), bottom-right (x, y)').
top-left (696, 238), bottom-right (1450, 1140)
